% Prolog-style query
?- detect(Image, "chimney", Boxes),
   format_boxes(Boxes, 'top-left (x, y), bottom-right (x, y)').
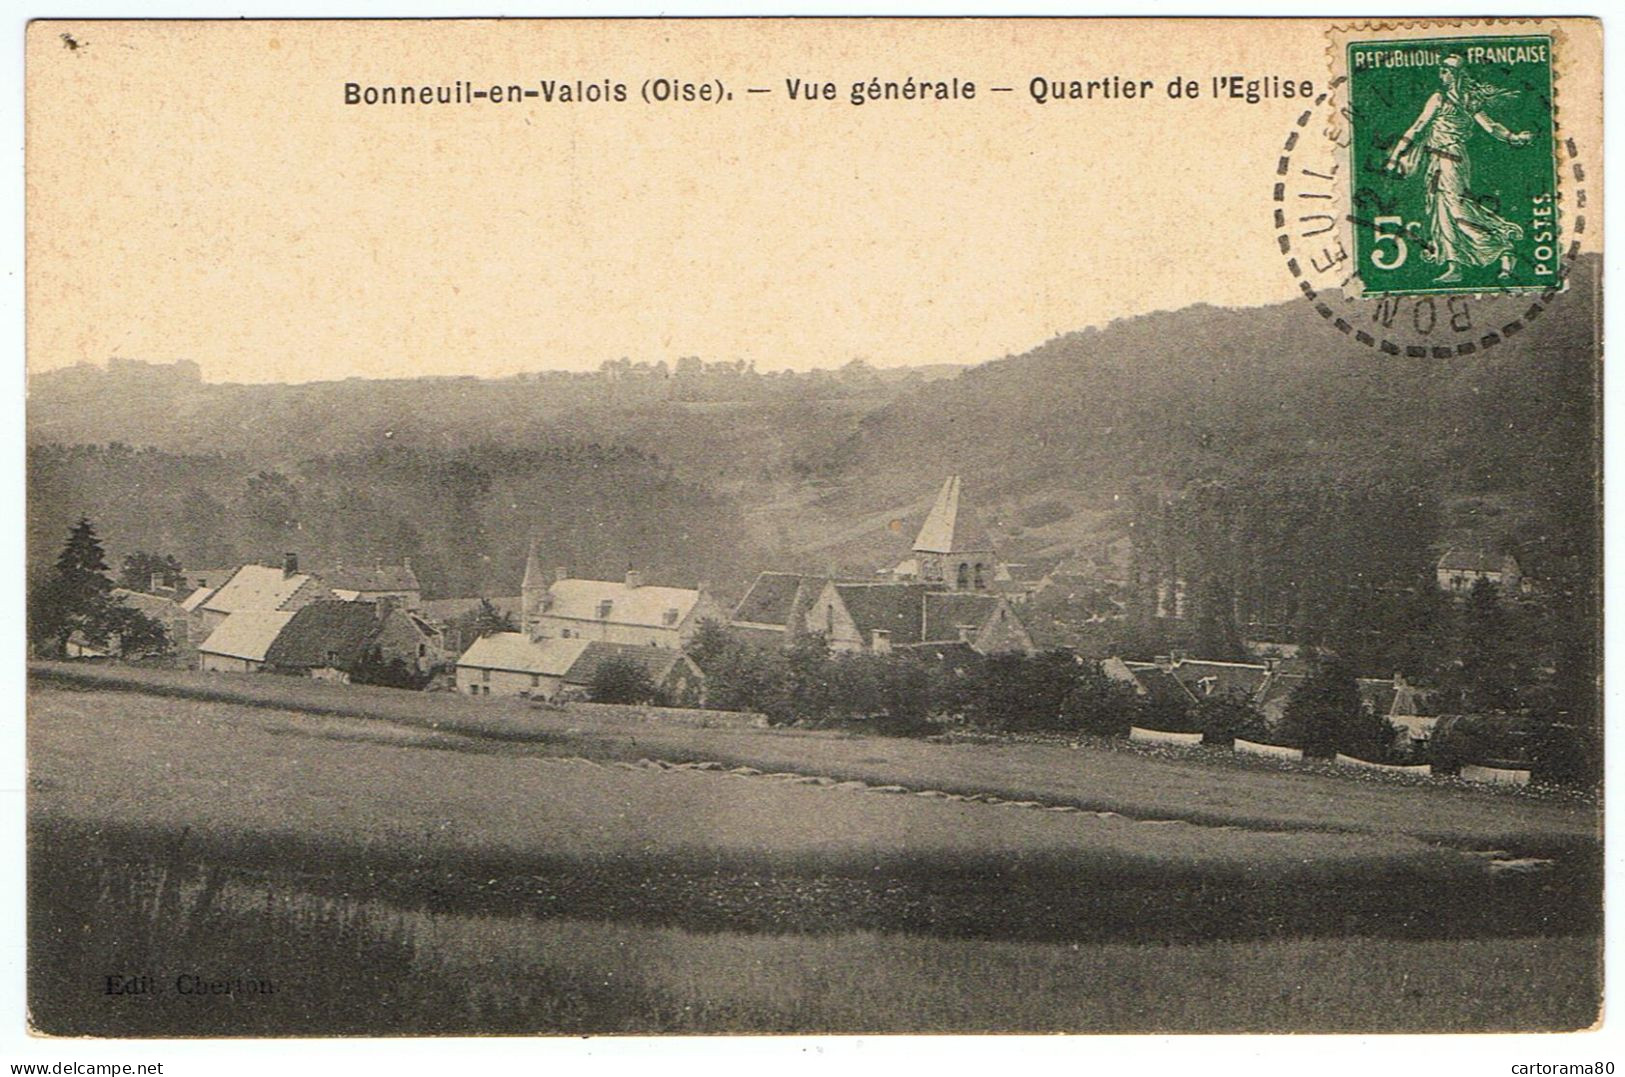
top-left (283, 553), bottom-right (299, 578)
top-left (957, 624), bottom-right (975, 643)
top-left (1153, 654), bottom-right (1173, 671)
top-left (871, 629), bottom-right (892, 655)
top-left (554, 566), bottom-right (569, 584)
top-left (625, 569), bottom-right (642, 590)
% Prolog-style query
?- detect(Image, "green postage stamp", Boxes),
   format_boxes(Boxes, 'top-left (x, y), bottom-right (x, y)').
top-left (1345, 35), bottom-right (1558, 296)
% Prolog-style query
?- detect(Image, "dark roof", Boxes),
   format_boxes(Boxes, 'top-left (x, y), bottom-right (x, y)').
top-left (833, 583), bottom-right (927, 645)
top-left (263, 600), bottom-right (382, 671)
top-left (1003, 557), bottom-right (1063, 583)
top-left (921, 592), bottom-right (1001, 642)
top-left (733, 572), bottom-right (826, 626)
top-left (322, 564), bottom-right (421, 592)
top-left (1256, 672), bottom-right (1306, 710)
top-left (1165, 659), bottom-right (1270, 701)
top-left (1126, 666), bottom-right (1198, 709)
top-left (563, 641), bottom-right (692, 686)
top-left (729, 623), bottom-right (791, 650)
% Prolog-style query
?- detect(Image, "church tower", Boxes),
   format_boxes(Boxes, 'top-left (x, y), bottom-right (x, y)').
top-left (912, 476), bottom-right (996, 591)
top-left (520, 536), bottom-right (545, 636)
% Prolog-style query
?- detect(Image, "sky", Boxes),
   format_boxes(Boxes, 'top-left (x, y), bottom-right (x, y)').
top-left (26, 18), bottom-right (1604, 383)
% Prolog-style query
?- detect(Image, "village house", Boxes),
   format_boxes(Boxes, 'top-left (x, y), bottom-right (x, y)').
top-left (520, 544), bottom-right (726, 649)
top-left (115, 588), bottom-right (201, 660)
top-left (1103, 655), bottom-right (1273, 709)
top-left (64, 587), bottom-right (202, 661)
top-left (455, 634), bottom-right (703, 704)
top-left (988, 556), bottom-right (1064, 605)
top-left (455, 633), bottom-right (588, 698)
top-left (803, 581), bottom-right (1035, 655)
top-left (197, 610), bottom-right (297, 673)
top-left (368, 603), bottom-right (446, 673)
top-left (728, 572), bottom-right (829, 648)
top-left (555, 642), bottom-right (705, 706)
top-left (187, 555), bottom-right (333, 633)
top-left (1436, 546), bottom-right (1525, 597)
top-left (259, 600), bottom-right (389, 682)
top-left (1104, 654), bottom-right (1436, 749)
top-left (322, 562), bottom-right (423, 610)
top-left (198, 599), bottom-right (444, 682)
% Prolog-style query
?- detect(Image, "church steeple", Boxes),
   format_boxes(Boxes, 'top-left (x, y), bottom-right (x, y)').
top-left (912, 476), bottom-right (996, 591)
top-left (520, 536), bottom-right (544, 632)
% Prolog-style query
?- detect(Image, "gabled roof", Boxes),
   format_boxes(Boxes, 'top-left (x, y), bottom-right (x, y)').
top-left (562, 641), bottom-right (693, 686)
top-left (1437, 547), bottom-right (1518, 573)
top-left (1255, 671), bottom-right (1306, 711)
top-left (831, 582), bottom-right (927, 645)
top-left (1164, 659), bottom-right (1271, 701)
top-left (180, 585), bottom-right (218, 613)
top-left (1120, 664), bottom-right (1199, 708)
top-left (921, 592), bottom-right (1002, 642)
top-left (457, 633), bottom-right (591, 676)
top-left (201, 564), bottom-right (325, 615)
top-left (110, 588), bottom-right (184, 620)
top-left (545, 578), bottom-right (703, 629)
top-left (263, 600), bottom-right (382, 671)
top-left (404, 612), bottom-right (439, 638)
top-left (323, 564), bottom-right (420, 592)
top-left (198, 610), bottom-right (297, 662)
top-left (913, 476), bottom-right (996, 555)
top-left (177, 567), bottom-right (237, 608)
top-left (733, 572), bottom-right (826, 627)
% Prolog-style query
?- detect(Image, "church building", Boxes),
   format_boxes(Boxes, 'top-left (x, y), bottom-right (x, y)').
top-left (518, 542), bottom-right (726, 649)
top-left (908, 475), bottom-right (999, 592)
top-left (731, 476), bottom-right (1035, 656)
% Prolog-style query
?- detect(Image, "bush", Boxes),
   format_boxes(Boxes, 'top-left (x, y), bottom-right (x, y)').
top-left (1056, 664), bottom-right (1140, 737)
top-left (1192, 692), bottom-right (1268, 747)
top-left (588, 657), bottom-right (663, 706)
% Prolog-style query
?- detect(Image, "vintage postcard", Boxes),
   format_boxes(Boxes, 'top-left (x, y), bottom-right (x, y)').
top-left (21, 17), bottom-right (1604, 1039)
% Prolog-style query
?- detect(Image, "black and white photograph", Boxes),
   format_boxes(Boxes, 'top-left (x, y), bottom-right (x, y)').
top-left (10, 12), bottom-right (1610, 1056)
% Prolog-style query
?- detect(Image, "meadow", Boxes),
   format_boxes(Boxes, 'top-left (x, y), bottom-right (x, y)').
top-left (26, 674), bottom-right (1603, 1034)
top-left (29, 840), bottom-right (1599, 1035)
top-left (29, 662), bottom-right (1598, 849)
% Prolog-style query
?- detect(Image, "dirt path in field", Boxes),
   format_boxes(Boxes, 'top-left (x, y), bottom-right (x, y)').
top-left (541, 753), bottom-right (1554, 876)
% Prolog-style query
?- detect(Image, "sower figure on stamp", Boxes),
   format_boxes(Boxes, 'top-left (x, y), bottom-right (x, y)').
top-left (1384, 54), bottom-right (1534, 283)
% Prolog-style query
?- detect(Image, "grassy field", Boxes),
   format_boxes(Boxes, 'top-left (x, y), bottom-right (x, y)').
top-left (26, 674), bottom-right (1604, 1033)
top-left (30, 843), bottom-right (1600, 1035)
top-left (30, 662), bottom-right (1599, 850)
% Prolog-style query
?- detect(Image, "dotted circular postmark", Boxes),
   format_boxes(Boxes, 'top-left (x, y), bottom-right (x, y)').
top-left (1275, 53), bottom-right (1588, 357)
